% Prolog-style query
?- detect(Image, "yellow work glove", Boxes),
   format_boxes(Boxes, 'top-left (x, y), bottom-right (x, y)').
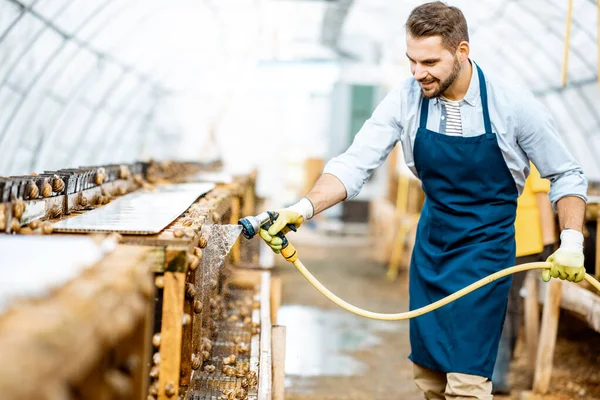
top-left (259, 198), bottom-right (314, 254)
top-left (542, 229), bottom-right (586, 283)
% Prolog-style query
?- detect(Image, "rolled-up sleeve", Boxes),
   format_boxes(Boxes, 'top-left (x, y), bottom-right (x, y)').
top-left (516, 91), bottom-right (588, 209)
top-left (323, 87), bottom-right (403, 199)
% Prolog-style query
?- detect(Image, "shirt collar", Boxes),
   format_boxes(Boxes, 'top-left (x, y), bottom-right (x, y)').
top-left (434, 59), bottom-right (478, 107)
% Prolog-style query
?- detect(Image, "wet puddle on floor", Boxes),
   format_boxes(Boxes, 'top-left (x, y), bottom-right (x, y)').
top-left (277, 304), bottom-right (406, 378)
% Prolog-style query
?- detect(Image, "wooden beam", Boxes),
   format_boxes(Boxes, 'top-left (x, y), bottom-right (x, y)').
top-left (562, 0), bottom-right (573, 87)
top-left (270, 276), bottom-right (282, 325)
top-left (158, 271), bottom-right (186, 400)
top-left (258, 272), bottom-right (272, 399)
top-left (596, 214), bottom-right (600, 278)
top-left (533, 279), bottom-right (562, 394)
top-left (271, 325), bottom-right (286, 400)
top-left (524, 271), bottom-right (540, 370)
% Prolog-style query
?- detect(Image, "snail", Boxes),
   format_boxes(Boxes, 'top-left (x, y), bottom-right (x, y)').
top-left (233, 336), bottom-right (242, 345)
top-left (164, 382), bottom-right (176, 397)
top-left (239, 307), bottom-right (251, 318)
top-left (28, 182), bottom-right (39, 199)
top-left (95, 168), bottom-right (106, 185)
top-left (188, 254), bottom-right (200, 271)
top-left (30, 172), bottom-right (38, 176)
top-left (52, 175), bottom-right (65, 193)
top-left (193, 300), bottom-right (202, 314)
top-left (0, 211), bottom-right (5, 231)
top-left (173, 229), bottom-right (184, 238)
top-left (152, 333), bottom-right (161, 348)
top-left (181, 313), bottom-right (191, 326)
top-left (201, 338), bottom-right (212, 352)
top-left (198, 235), bottom-right (208, 248)
top-left (203, 364), bottom-right (215, 373)
top-left (185, 283), bottom-right (197, 298)
top-left (119, 165), bottom-right (131, 180)
top-left (184, 228), bottom-right (195, 237)
top-left (152, 352), bottom-right (160, 366)
top-left (223, 354), bottom-right (236, 365)
top-left (236, 343), bottom-right (250, 355)
top-left (201, 350), bottom-right (210, 361)
top-left (228, 315), bottom-right (240, 322)
top-left (19, 227), bottom-right (33, 235)
top-left (41, 222), bottom-right (53, 235)
top-left (11, 218), bottom-right (21, 233)
top-left (182, 218), bottom-right (193, 227)
top-left (149, 365), bottom-right (159, 379)
top-left (191, 354), bottom-right (201, 370)
top-left (209, 279), bottom-right (218, 289)
top-left (48, 204), bottom-right (61, 219)
top-left (212, 211), bottom-right (220, 222)
top-left (236, 361), bottom-right (250, 373)
top-left (117, 186), bottom-right (127, 196)
top-left (148, 381), bottom-right (159, 396)
top-left (242, 371), bottom-right (257, 388)
top-left (41, 183), bottom-right (52, 198)
top-left (222, 365), bottom-right (237, 377)
top-left (194, 247), bottom-right (203, 260)
top-left (155, 276), bottom-right (164, 289)
top-left (12, 200), bottom-right (25, 219)
top-left (243, 317), bottom-right (252, 325)
top-left (79, 194), bottom-right (88, 207)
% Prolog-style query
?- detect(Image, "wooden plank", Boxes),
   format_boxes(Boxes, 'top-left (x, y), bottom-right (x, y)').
top-left (533, 279), bottom-right (562, 394)
top-left (270, 276), bottom-right (282, 325)
top-left (271, 325), bottom-right (286, 400)
top-left (536, 277), bottom-right (600, 333)
top-left (179, 270), bottom-right (195, 388)
top-left (524, 271), bottom-right (540, 370)
top-left (561, 0), bottom-right (574, 87)
top-left (158, 271), bottom-right (186, 400)
top-left (258, 272), bottom-right (272, 400)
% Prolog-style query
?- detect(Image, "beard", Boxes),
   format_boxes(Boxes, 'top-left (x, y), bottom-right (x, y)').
top-left (420, 57), bottom-right (461, 98)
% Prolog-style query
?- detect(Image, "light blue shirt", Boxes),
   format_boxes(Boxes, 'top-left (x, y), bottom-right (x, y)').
top-left (323, 61), bottom-right (588, 209)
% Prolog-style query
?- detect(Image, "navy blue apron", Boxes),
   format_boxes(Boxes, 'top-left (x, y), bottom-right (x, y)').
top-left (408, 65), bottom-right (518, 379)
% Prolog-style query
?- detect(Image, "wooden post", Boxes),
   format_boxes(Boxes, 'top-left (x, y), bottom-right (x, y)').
top-left (270, 276), bottom-right (282, 325)
top-left (386, 174), bottom-right (411, 280)
top-left (562, 0), bottom-right (573, 87)
top-left (158, 270), bottom-right (186, 400)
top-left (524, 271), bottom-right (540, 370)
top-left (532, 279), bottom-right (562, 394)
top-left (272, 325), bottom-right (286, 400)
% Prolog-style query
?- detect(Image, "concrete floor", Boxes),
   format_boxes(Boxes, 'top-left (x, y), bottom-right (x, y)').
top-left (272, 224), bottom-right (422, 400)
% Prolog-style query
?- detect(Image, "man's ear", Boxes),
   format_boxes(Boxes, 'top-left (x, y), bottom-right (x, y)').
top-left (456, 41), bottom-right (470, 62)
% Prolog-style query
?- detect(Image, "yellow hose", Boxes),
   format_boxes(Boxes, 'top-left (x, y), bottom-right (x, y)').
top-left (286, 254), bottom-right (600, 321)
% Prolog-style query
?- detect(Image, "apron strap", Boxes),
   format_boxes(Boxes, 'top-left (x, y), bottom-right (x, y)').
top-left (419, 97), bottom-right (430, 129)
top-left (476, 64), bottom-right (492, 134)
top-left (418, 63), bottom-right (492, 133)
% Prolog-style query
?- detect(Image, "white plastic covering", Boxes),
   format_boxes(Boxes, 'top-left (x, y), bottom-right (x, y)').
top-left (0, 0), bottom-right (597, 189)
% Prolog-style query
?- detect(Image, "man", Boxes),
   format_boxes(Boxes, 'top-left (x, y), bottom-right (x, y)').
top-left (259, 2), bottom-right (587, 399)
top-left (492, 164), bottom-right (556, 394)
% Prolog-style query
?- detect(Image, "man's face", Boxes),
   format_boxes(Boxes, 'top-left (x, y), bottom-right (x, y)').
top-left (406, 35), bottom-right (461, 98)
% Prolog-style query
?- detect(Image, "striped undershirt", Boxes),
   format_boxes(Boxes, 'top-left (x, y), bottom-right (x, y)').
top-left (440, 97), bottom-right (463, 136)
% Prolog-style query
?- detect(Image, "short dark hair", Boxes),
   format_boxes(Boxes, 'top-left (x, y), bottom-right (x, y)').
top-left (406, 1), bottom-right (469, 51)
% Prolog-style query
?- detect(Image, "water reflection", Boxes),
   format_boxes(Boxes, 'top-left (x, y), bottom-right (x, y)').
top-left (277, 305), bottom-right (403, 377)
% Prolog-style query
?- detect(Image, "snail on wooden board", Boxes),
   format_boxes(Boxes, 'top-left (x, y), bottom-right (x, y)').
top-left (95, 167), bottom-right (106, 185)
top-left (79, 194), bottom-right (88, 207)
top-left (191, 354), bottom-right (202, 370)
top-left (11, 218), bottom-right (20, 233)
top-left (223, 354), bottom-right (236, 365)
top-left (198, 235), bottom-right (208, 248)
top-left (236, 343), bottom-right (250, 355)
top-left (155, 276), bottom-right (164, 289)
top-left (152, 333), bottom-right (161, 348)
top-left (19, 227), bottom-right (33, 234)
top-left (181, 313), bottom-right (191, 326)
top-left (201, 337), bottom-right (212, 352)
top-left (28, 182), bottom-right (39, 199)
top-left (185, 283), bottom-right (197, 298)
top-left (152, 352), bottom-right (160, 366)
top-left (41, 222), bottom-right (53, 235)
top-left (149, 365), bottom-right (159, 379)
top-left (52, 175), bottom-right (65, 193)
top-left (203, 364), bottom-right (215, 374)
top-left (193, 300), bottom-right (202, 314)
top-left (28, 220), bottom-right (40, 230)
top-left (41, 182), bottom-right (52, 198)
top-left (188, 254), bottom-right (200, 271)
top-left (13, 199), bottom-right (25, 219)
top-left (194, 247), bottom-right (203, 259)
top-left (182, 218), bottom-right (193, 227)
top-left (119, 165), bottom-right (131, 180)
top-left (201, 350), bottom-right (210, 361)
top-left (164, 382), bottom-right (176, 397)
top-left (173, 229), bottom-right (185, 238)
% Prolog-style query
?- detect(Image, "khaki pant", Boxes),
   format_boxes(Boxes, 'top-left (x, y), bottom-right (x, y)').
top-left (413, 363), bottom-right (493, 400)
